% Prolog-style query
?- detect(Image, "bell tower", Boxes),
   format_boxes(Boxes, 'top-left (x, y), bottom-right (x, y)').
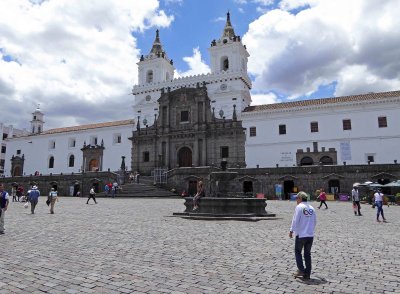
top-left (30, 105), bottom-right (44, 134)
top-left (137, 30), bottom-right (175, 86)
top-left (209, 12), bottom-right (250, 74)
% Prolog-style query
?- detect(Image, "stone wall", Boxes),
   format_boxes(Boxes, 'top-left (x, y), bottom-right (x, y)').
top-left (0, 171), bottom-right (118, 196)
top-left (166, 164), bottom-right (400, 199)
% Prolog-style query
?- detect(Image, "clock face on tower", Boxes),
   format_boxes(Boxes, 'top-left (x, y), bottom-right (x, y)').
top-left (220, 83), bottom-right (227, 91)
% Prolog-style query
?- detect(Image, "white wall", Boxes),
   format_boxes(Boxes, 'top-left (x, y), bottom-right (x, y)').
top-left (4, 124), bottom-right (133, 176)
top-left (243, 100), bottom-right (400, 167)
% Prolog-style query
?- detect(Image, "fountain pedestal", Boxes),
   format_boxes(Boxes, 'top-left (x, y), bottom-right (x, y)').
top-left (173, 161), bottom-right (276, 221)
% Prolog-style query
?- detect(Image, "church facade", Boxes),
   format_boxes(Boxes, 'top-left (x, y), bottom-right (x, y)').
top-left (131, 85), bottom-right (246, 174)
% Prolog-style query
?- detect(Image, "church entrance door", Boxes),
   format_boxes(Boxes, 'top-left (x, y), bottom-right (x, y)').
top-left (89, 159), bottom-right (99, 171)
top-left (178, 147), bottom-right (192, 167)
top-left (13, 166), bottom-right (22, 177)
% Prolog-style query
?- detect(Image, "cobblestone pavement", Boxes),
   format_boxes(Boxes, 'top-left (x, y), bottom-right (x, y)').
top-left (1, 198), bottom-right (399, 293)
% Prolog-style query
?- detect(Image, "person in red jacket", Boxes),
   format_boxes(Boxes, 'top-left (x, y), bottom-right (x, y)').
top-left (318, 189), bottom-right (328, 209)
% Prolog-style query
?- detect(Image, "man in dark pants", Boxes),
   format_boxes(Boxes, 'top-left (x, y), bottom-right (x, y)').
top-left (86, 187), bottom-right (97, 204)
top-left (0, 183), bottom-right (10, 234)
top-left (28, 185), bottom-right (40, 214)
top-left (351, 186), bottom-right (362, 216)
top-left (289, 191), bottom-right (317, 280)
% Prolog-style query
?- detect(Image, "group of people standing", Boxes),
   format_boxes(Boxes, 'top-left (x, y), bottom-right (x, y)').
top-left (104, 181), bottom-right (120, 198)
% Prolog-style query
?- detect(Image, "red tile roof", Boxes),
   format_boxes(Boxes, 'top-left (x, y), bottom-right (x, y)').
top-left (243, 90), bottom-right (400, 112)
top-left (42, 119), bottom-right (134, 135)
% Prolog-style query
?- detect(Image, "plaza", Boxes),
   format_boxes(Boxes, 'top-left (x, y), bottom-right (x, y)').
top-left (1, 198), bottom-right (399, 293)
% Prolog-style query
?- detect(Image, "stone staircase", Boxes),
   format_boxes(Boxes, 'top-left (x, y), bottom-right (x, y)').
top-left (96, 176), bottom-right (178, 198)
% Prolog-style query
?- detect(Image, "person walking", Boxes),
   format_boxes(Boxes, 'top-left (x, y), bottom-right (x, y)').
top-left (0, 183), bottom-right (10, 235)
top-left (16, 185), bottom-right (24, 202)
top-left (11, 186), bottom-right (17, 202)
top-left (86, 187), bottom-right (97, 204)
top-left (48, 188), bottom-right (58, 214)
top-left (192, 181), bottom-right (205, 211)
top-left (351, 186), bottom-right (362, 216)
top-left (104, 184), bottom-right (110, 195)
top-left (374, 188), bottom-right (386, 222)
top-left (318, 189), bottom-right (328, 209)
top-left (289, 191), bottom-right (317, 280)
top-left (28, 185), bottom-right (40, 214)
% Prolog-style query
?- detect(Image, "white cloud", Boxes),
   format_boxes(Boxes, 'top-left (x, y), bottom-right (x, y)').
top-left (250, 92), bottom-right (281, 105)
top-left (164, 0), bottom-right (183, 5)
top-left (0, 0), bottom-right (173, 129)
top-left (242, 0), bottom-right (400, 98)
top-left (176, 47), bottom-right (210, 77)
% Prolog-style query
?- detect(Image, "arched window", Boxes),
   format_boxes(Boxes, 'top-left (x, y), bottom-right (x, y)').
top-left (320, 156), bottom-right (333, 165)
top-left (146, 70), bottom-right (153, 83)
top-left (300, 156), bottom-right (314, 166)
top-left (32, 126), bottom-right (35, 133)
top-left (221, 56), bottom-right (229, 71)
top-left (69, 154), bottom-right (75, 167)
top-left (49, 156), bottom-right (54, 169)
top-left (38, 126), bottom-right (41, 133)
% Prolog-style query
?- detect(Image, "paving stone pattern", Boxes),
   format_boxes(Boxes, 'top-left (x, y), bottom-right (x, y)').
top-left (1, 199), bottom-right (399, 293)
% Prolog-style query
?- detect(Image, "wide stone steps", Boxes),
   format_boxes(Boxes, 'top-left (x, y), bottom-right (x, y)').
top-left (96, 180), bottom-right (178, 198)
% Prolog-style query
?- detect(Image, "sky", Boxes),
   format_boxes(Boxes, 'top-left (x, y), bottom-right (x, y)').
top-left (1, 0), bottom-right (400, 130)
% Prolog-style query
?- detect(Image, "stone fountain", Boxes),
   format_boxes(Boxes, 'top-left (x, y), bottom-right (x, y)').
top-left (173, 160), bottom-right (276, 221)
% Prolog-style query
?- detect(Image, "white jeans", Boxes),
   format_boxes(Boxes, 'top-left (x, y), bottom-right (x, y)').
top-left (0, 208), bottom-right (5, 232)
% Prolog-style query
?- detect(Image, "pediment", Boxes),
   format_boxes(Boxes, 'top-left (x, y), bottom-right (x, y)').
top-left (183, 175), bottom-right (203, 181)
top-left (89, 178), bottom-right (102, 183)
top-left (278, 175), bottom-right (298, 180)
top-left (321, 173), bottom-right (345, 180)
top-left (237, 175), bottom-right (258, 182)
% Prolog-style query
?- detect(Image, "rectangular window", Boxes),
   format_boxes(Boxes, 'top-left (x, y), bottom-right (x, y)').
top-left (68, 138), bottom-right (76, 148)
top-left (2, 133), bottom-right (8, 140)
top-left (113, 134), bottom-right (122, 144)
top-left (342, 119), bottom-right (352, 130)
top-left (181, 110), bottom-right (189, 122)
top-left (221, 146), bottom-right (229, 158)
top-left (310, 122), bottom-right (319, 133)
top-left (378, 116), bottom-right (387, 128)
top-left (279, 124), bottom-right (286, 135)
top-left (49, 140), bottom-right (56, 149)
top-left (17, 149), bottom-right (21, 155)
top-left (1, 146), bottom-right (6, 153)
top-left (143, 151), bottom-right (150, 162)
top-left (249, 126), bottom-right (257, 137)
top-left (367, 155), bottom-right (375, 163)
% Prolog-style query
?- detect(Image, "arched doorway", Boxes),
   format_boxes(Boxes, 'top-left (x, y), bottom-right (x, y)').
top-left (89, 159), bottom-right (99, 171)
top-left (13, 166), bottom-right (22, 177)
top-left (328, 179), bottom-right (340, 195)
top-left (178, 147), bottom-right (192, 167)
top-left (188, 180), bottom-right (197, 196)
top-left (243, 181), bottom-right (253, 194)
top-left (284, 180), bottom-right (295, 200)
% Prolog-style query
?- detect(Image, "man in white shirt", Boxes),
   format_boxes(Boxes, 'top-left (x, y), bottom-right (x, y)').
top-left (289, 191), bottom-right (317, 280)
top-left (0, 183), bottom-right (10, 235)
